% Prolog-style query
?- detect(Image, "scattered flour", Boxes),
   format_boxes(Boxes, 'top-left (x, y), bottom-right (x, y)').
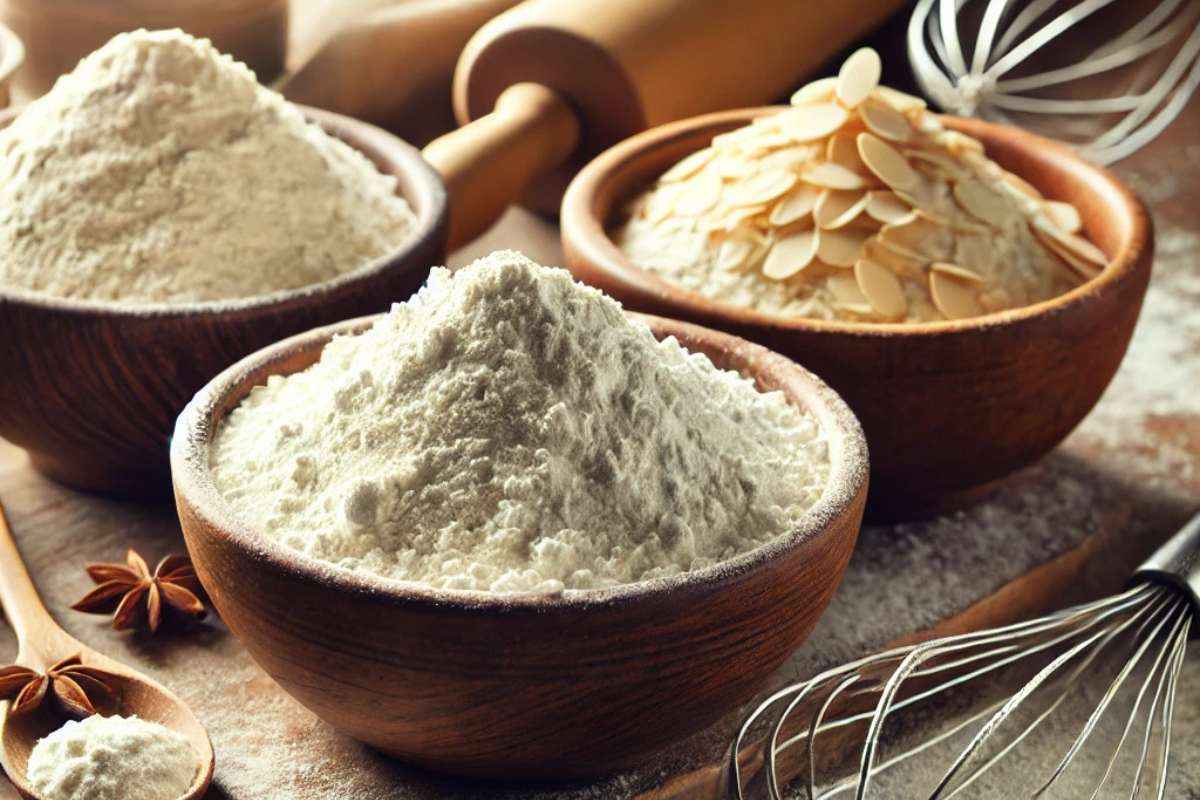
top-left (27, 714), bottom-right (198, 800)
top-left (210, 250), bottom-right (831, 593)
top-left (0, 29), bottom-right (416, 304)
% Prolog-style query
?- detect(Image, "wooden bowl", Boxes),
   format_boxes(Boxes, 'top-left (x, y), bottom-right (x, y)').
top-left (561, 109), bottom-right (1153, 521)
top-left (0, 21), bottom-right (22, 108)
top-left (0, 0), bottom-right (287, 102)
top-left (170, 312), bottom-right (869, 780)
top-left (0, 105), bottom-right (448, 496)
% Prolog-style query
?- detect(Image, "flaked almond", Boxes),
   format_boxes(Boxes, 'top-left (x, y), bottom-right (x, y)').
top-left (762, 230), bottom-right (819, 280)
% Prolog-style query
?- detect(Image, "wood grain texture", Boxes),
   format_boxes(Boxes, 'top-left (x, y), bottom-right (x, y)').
top-left (451, 0), bottom-right (908, 216)
top-left (0, 502), bottom-right (214, 800)
top-left (167, 312), bottom-right (869, 780)
top-left (0, 106), bottom-right (448, 498)
top-left (282, 0), bottom-right (519, 148)
top-left (561, 112), bottom-right (1153, 521)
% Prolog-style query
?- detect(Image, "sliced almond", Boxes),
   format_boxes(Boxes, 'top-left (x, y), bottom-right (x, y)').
top-left (827, 271), bottom-right (869, 305)
top-left (801, 161), bottom-right (865, 190)
top-left (953, 178), bottom-right (1008, 225)
top-left (1032, 217), bottom-right (1106, 266)
top-left (661, 147), bottom-right (717, 183)
top-left (877, 213), bottom-right (943, 257)
top-left (1001, 171), bottom-right (1043, 200)
top-left (705, 203), bottom-right (767, 233)
top-left (930, 270), bottom-right (983, 320)
top-left (860, 99), bottom-right (912, 142)
top-left (645, 183), bottom-right (684, 223)
top-left (763, 230), bottom-right (819, 280)
top-left (904, 148), bottom-right (967, 179)
top-left (939, 130), bottom-right (984, 155)
top-left (871, 86), bottom-right (927, 113)
top-left (931, 261), bottom-right (984, 283)
top-left (814, 189), bottom-right (869, 229)
top-left (1033, 226), bottom-right (1102, 280)
top-left (834, 302), bottom-right (878, 317)
top-left (978, 287), bottom-right (1013, 313)
top-left (778, 104), bottom-right (849, 142)
top-left (790, 76), bottom-right (838, 106)
top-left (865, 190), bottom-right (914, 224)
top-left (760, 144), bottom-right (821, 173)
top-left (1042, 200), bottom-right (1082, 234)
top-left (673, 171), bottom-right (723, 217)
top-left (817, 228), bottom-right (871, 267)
top-left (857, 133), bottom-right (918, 191)
top-left (726, 170), bottom-right (797, 207)
top-left (712, 156), bottom-right (759, 180)
top-left (836, 47), bottom-right (882, 108)
top-left (854, 258), bottom-right (907, 318)
top-left (864, 239), bottom-right (925, 280)
top-left (717, 238), bottom-right (754, 272)
top-left (826, 133), bottom-right (868, 173)
top-left (769, 185), bottom-right (821, 227)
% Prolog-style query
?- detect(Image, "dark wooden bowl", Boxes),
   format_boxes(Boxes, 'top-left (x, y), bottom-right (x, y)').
top-left (0, 105), bottom-right (448, 497)
top-left (561, 109), bottom-right (1153, 521)
top-left (170, 312), bottom-right (869, 780)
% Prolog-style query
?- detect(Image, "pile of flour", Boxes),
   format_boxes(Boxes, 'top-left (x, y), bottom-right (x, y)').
top-left (0, 29), bottom-right (416, 304)
top-left (211, 251), bottom-right (831, 593)
top-left (28, 715), bottom-right (197, 800)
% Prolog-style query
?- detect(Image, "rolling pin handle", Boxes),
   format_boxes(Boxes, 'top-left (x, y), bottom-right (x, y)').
top-left (422, 82), bottom-right (581, 250)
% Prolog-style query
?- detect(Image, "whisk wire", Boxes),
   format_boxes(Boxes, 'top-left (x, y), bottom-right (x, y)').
top-left (1086, 604), bottom-right (1189, 800)
top-left (922, 593), bottom-right (1162, 799)
top-left (1030, 596), bottom-right (1183, 797)
top-left (728, 576), bottom-right (1193, 798)
top-left (909, 0), bottom-right (1200, 162)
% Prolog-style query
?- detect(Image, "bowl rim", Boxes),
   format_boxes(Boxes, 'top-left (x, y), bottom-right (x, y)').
top-left (0, 23), bottom-right (22, 87)
top-left (561, 107), bottom-right (1151, 340)
top-left (171, 310), bottom-right (869, 613)
top-left (0, 104), bottom-right (447, 319)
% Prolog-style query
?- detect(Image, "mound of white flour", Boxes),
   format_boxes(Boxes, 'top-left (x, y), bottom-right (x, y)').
top-left (211, 251), bottom-right (831, 593)
top-left (0, 29), bottom-right (415, 303)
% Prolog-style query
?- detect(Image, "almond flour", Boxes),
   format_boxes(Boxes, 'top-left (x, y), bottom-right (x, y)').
top-left (210, 251), bottom-right (831, 593)
top-left (0, 29), bottom-right (416, 304)
top-left (614, 48), bottom-right (1096, 323)
top-left (27, 714), bottom-right (197, 800)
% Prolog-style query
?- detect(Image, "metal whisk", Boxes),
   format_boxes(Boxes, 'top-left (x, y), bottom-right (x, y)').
top-left (908, 0), bottom-right (1200, 163)
top-left (726, 512), bottom-right (1199, 799)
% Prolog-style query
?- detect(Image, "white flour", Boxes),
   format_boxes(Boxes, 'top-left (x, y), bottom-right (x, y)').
top-left (211, 251), bottom-right (830, 593)
top-left (0, 29), bottom-right (415, 304)
top-left (27, 714), bottom-right (198, 800)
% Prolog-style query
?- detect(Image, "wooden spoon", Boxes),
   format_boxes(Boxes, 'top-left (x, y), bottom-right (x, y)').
top-left (0, 500), bottom-right (213, 799)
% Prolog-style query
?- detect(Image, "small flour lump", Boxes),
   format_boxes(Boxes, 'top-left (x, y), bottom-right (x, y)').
top-left (27, 714), bottom-right (198, 800)
top-left (0, 29), bottom-right (416, 303)
top-left (211, 251), bottom-right (831, 593)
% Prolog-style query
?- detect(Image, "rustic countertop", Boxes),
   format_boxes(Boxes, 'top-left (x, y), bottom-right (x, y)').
top-left (2, 17), bottom-right (1199, 800)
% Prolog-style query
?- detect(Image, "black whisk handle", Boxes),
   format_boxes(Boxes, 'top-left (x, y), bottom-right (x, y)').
top-left (1133, 511), bottom-right (1200, 619)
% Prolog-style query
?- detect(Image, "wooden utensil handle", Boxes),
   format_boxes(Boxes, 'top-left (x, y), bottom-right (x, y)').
top-left (0, 500), bottom-right (52, 646)
top-left (422, 82), bottom-right (580, 249)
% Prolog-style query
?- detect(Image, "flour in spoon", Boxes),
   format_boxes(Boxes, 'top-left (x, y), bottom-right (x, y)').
top-left (211, 251), bottom-right (831, 593)
top-left (0, 29), bottom-right (415, 304)
top-left (27, 714), bottom-right (198, 800)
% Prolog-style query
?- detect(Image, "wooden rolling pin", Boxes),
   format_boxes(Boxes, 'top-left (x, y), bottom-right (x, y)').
top-left (282, 0), bottom-right (518, 146)
top-left (422, 0), bottom-right (908, 248)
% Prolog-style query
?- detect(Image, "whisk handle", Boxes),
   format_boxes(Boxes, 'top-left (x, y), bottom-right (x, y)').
top-left (1133, 511), bottom-right (1200, 618)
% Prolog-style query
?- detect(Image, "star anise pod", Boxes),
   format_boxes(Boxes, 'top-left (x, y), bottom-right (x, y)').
top-left (0, 654), bottom-right (117, 717)
top-left (71, 550), bottom-right (207, 633)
